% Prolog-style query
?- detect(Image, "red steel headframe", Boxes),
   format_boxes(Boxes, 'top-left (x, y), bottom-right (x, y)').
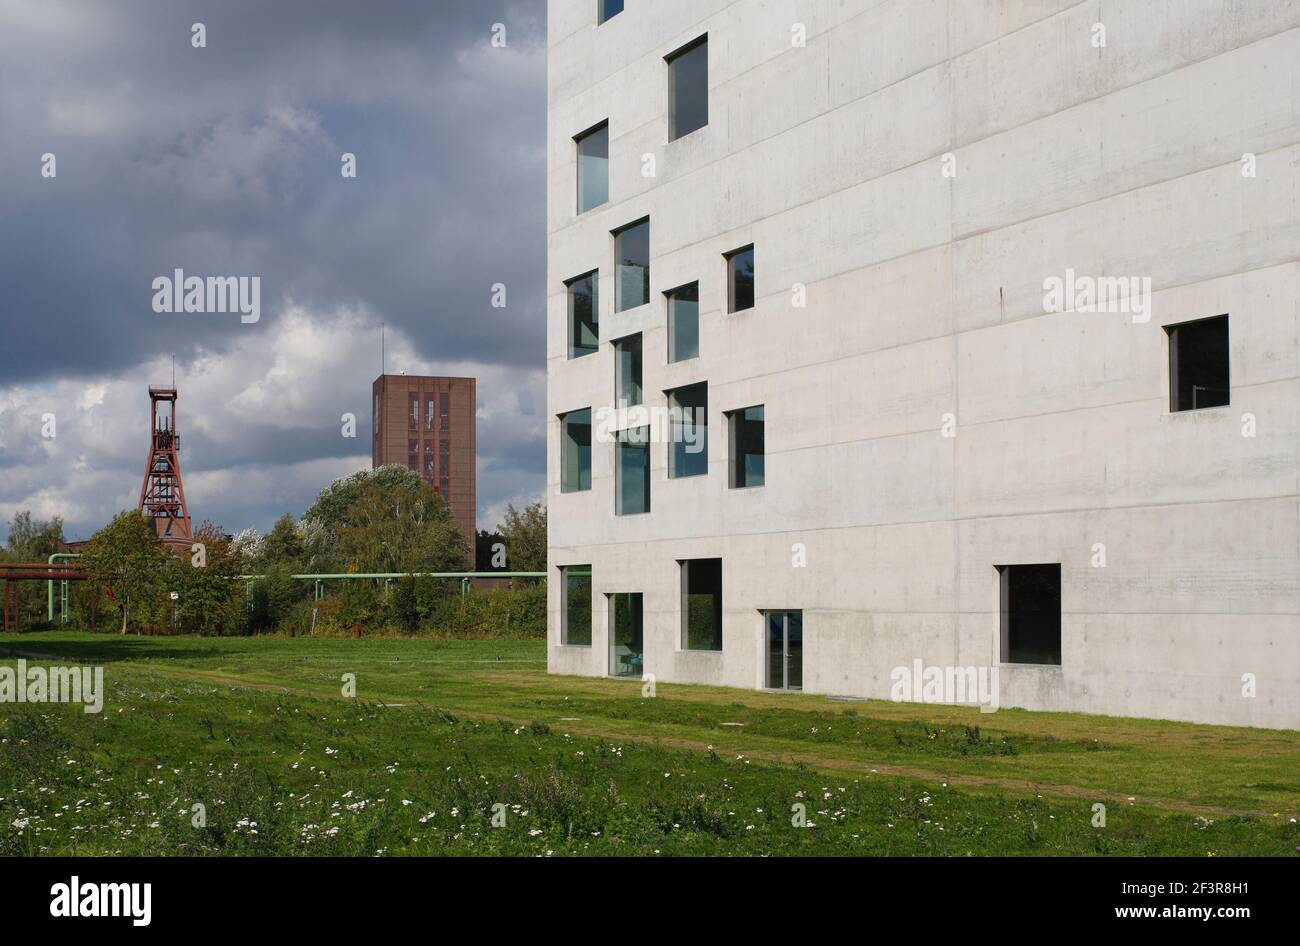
top-left (137, 386), bottom-right (193, 550)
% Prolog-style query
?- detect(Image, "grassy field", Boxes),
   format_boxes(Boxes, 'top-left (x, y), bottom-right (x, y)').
top-left (1, 631), bottom-right (1297, 856)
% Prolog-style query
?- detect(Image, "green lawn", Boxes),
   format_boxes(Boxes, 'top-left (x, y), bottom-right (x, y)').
top-left (1, 631), bottom-right (1296, 856)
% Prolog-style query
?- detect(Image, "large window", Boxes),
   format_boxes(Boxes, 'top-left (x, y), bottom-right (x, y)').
top-left (567, 271), bottom-right (599, 359)
top-left (407, 439), bottom-right (417, 471)
top-left (440, 392), bottom-right (450, 430)
top-left (1166, 314), bottom-right (1229, 412)
top-left (560, 408), bottom-right (592, 493)
top-left (408, 393), bottom-right (418, 430)
top-left (998, 564), bottom-right (1062, 666)
top-left (667, 36), bottom-right (708, 140)
top-left (727, 405), bottom-right (764, 488)
top-left (616, 426), bottom-right (650, 515)
top-left (680, 558), bottom-right (722, 651)
top-left (614, 334), bottom-right (642, 409)
top-left (561, 565), bottom-right (592, 646)
top-left (667, 382), bottom-right (707, 478)
top-left (424, 394), bottom-right (435, 430)
top-left (597, 0), bottom-right (623, 25)
top-left (614, 219), bottom-right (649, 312)
top-left (726, 244), bottom-right (754, 313)
top-left (423, 441), bottom-right (435, 480)
top-left (608, 592), bottom-right (643, 677)
top-left (667, 282), bottom-right (699, 362)
top-left (575, 121), bottom-right (608, 214)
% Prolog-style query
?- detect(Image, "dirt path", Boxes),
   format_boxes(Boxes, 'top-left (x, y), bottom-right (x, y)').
top-left (7, 650), bottom-right (1267, 820)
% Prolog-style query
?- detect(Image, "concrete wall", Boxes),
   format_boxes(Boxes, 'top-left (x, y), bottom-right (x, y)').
top-left (546, 0), bottom-right (1300, 729)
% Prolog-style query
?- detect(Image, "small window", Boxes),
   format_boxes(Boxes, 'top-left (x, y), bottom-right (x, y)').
top-left (666, 282), bottom-right (699, 362)
top-left (666, 382), bottom-right (707, 478)
top-left (614, 334), bottom-right (643, 408)
top-left (566, 271), bottom-right (599, 359)
top-left (575, 121), bottom-right (608, 214)
top-left (560, 409), bottom-right (592, 493)
top-left (597, 0), bottom-right (623, 25)
top-left (667, 36), bottom-right (708, 141)
top-left (1166, 314), bottom-right (1229, 412)
top-left (616, 426), bottom-right (650, 515)
top-left (562, 565), bottom-right (593, 646)
top-left (726, 245), bottom-right (754, 313)
top-left (998, 564), bottom-right (1061, 666)
top-left (727, 405), bottom-right (764, 488)
top-left (680, 558), bottom-right (722, 651)
top-left (614, 219), bottom-right (649, 312)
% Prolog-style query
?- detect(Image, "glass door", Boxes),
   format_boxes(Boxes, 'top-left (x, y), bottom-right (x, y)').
top-left (609, 593), bottom-right (644, 677)
top-left (765, 610), bottom-right (803, 691)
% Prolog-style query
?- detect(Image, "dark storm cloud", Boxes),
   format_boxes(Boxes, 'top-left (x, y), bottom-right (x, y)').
top-left (0, 0), bottom-right (547, 541)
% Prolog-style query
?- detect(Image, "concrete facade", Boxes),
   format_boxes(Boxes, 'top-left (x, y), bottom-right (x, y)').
top-left (545, 0), bottom-right (1300, 729)
top-left (372, 374), bottom-right (476, 545)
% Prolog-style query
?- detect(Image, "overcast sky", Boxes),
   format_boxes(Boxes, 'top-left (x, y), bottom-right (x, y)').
top-left (0, 0), bottom-right (547, 543)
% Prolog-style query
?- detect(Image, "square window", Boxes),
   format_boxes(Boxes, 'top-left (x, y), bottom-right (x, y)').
top-left (616, 426), bottom-right (650, 515)
top-left (727, 405), bottom-right (764, 488)
top-left (614, 219), bottom-right (649, 312)
top-left (614, 333), bottom-right (643, 408)
top-left (1165, 314), bottom-right (1229, 412)
top-left (680, 558), bottom-right (722, 651)
top-left (561, 565), bottom-right (592, 646)
top-left (597, 0), bottom-right (623, 25)
top-left (575, 121), bottom-right (608, 213)
top-left (667, 36), bottom-right (708, 141)
top-left (566, 271), bottom-right (599, 359)
top-left (998, 564), bottom-right (1061, 666)
top-left (666, 381), bottom-right (707, 478)
top-left (560, 408), bottom-right (592, 493)
top-left (666, 282), bottom-right (699, 362)
top-left (726, 245), bottom-right (754, 313)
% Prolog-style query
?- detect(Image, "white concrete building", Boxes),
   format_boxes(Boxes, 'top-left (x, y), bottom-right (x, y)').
top-left (546, 0), bottom-right (1300, 729)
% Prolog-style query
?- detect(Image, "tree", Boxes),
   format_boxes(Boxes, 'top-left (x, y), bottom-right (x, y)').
top-left (5, 510), bottom-right (67, 561)
top-left (163, 522), bottom-right (244, 635)
top-left (300, 466), bottom-right (440, 572)
top-left (336, 481), bottom-right (468, 575)
top-left (498, 502), bottom-right (547, 572)
top-left (259, 513), bottom-right (304, 569)
top-left (80, 511), bottom-right (169, 635)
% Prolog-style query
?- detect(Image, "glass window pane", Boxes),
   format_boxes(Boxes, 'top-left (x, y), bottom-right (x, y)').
top-left (561, 408), bottom-right (592, 492)
top-left (667, 283), bottom-right (699, 362)
top-left (563, 566), bottom-right (592, 646)
top-left (614, 220), bottom-right (649, 311)
top-left (598, 0), bottom-right (623, 24)
top-left (731, 404), bottom-right (764, 488)
top-left (616, 426), bottom-right (650, 515)
top-left (668, 382), bottom-right (707, 478)
top-left (682, 558), bottom-right (721, 651)
top-left (727, 245), bottom-right (754, 312)
top-left (609, 592), bottom-right (643, 676)
top-left (567, 272), bottom-right (598, 358)
top-left (766, 611), bottom-right (784, 689)
top-left (615, 334), bottom-right (642, 408)
top-left (786, 611), bottom-right (802, 690)
top-left (576, 123), bottom-right (608, 213)
top-left (668, 38), bottom-right (708, 140)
